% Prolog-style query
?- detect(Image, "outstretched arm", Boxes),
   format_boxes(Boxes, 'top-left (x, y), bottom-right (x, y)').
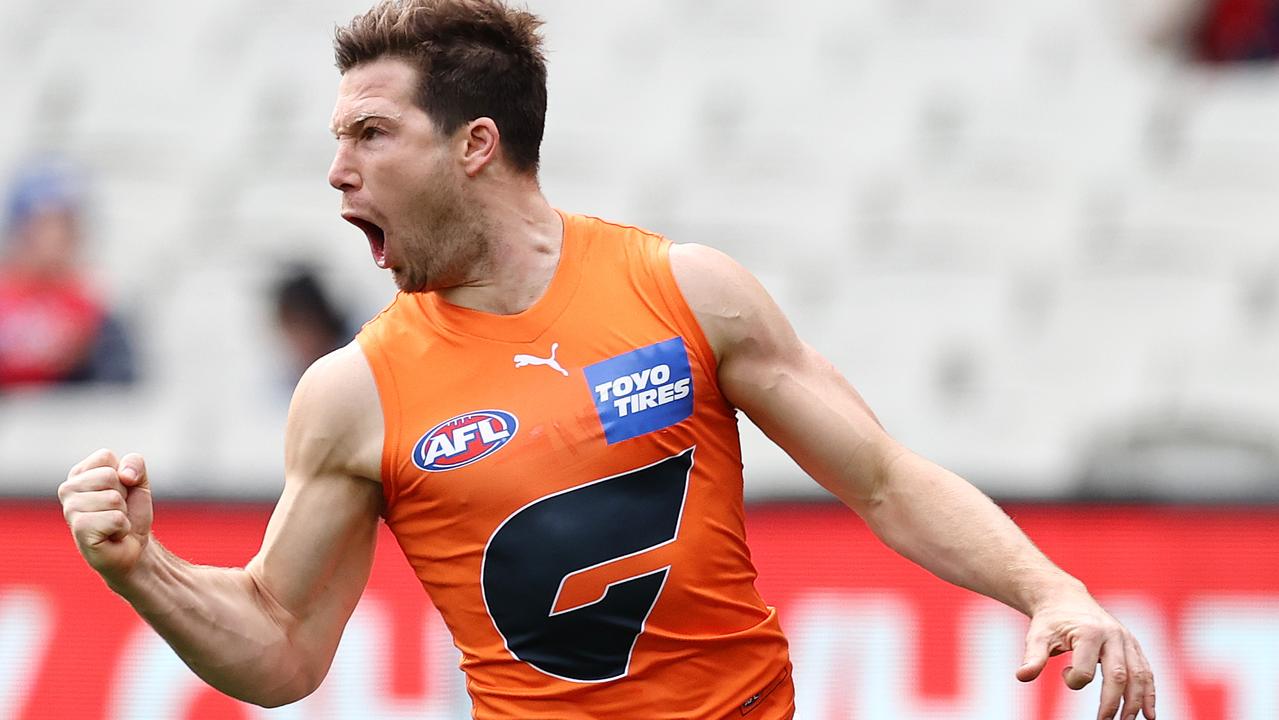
top-left (58, 343), bottom-right (384, 707)
top-left (670, 243), bottom-right (1156, 720)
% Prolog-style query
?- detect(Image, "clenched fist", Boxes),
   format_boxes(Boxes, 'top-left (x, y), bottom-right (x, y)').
top-left (58, 449), bottom-right (153, 583)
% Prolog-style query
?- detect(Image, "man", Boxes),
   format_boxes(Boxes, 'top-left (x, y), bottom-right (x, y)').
top-left (58, 1), bottom-right (1155, 718)
top-left (1, 158), bottom-right (135, 388)
top-left (272, 264), bottom-right (353, 385)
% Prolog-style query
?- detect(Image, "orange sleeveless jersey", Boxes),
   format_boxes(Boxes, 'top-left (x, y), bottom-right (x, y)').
top-left (356, 212), bottom-right (794, 719)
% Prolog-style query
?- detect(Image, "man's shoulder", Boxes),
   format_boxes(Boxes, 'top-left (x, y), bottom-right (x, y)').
top-left (564, 211), bottom-right (668, 255)
top-left (286, 342), bottom-right (384, 481)
top-left (667, 242), bottom-right (751, 312)
top-left (667, 243), bottom-right (782, 361)
top-left (293, 343), bottom-right (380, 418)
top-left (566, 210), bottom-right (663, 238)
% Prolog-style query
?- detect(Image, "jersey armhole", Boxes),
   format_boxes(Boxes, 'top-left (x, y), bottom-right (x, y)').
top-left (356, 330), bottom-right (402, 512)
top-left (649, 238), bottom-right (732, 409)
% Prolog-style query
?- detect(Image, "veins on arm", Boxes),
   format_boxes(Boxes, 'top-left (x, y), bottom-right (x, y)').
top-left (668, 242), bottom-right (894, 509)
top-left (669, 243), bottom-right (1078, 615)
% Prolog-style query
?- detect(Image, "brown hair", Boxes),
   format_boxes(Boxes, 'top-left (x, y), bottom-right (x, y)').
top-left (334, 0), bottom-right (548, 174)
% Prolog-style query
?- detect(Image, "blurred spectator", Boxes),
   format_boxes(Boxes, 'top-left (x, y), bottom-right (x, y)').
top-left (0, 158), bottom-right (135, 390)
top-left (273, 265), bottom-right (352, 384)
top-left (1194, 0), bottom-right (1279, 62)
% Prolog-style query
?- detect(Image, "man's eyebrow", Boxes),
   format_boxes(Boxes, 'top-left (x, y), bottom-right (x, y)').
top-left (330, 111), bottom-right (401, 137)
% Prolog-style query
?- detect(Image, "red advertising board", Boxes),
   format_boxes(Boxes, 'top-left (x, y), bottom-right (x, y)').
top-left (2, 501), bottom-right (1275, 719)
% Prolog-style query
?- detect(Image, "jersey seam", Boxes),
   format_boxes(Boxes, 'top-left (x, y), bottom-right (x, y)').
top-left (422, 294), bottom-right (579, 344)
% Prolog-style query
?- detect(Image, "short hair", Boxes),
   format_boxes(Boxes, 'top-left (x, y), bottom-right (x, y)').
top-left (334, 0), bottom-right (548, 174)
top-left (274, 265), bottom-right (349, 341)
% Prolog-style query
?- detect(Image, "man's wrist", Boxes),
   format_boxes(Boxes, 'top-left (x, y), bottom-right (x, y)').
top-left (105, 537), bottom-right (161, 604)
top-left (1019, 571), bottom-right (1090, 616)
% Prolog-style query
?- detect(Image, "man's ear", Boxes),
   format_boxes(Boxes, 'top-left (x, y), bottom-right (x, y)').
top-left (461, 117), bottom-right (500, 177)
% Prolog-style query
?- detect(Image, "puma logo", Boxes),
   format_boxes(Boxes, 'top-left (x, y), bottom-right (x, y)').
top-left (514, 342), bottom-right (569, 377)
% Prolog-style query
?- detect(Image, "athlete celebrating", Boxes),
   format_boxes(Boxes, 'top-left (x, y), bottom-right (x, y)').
top-left (58, 1), bottom-right (1155, 718)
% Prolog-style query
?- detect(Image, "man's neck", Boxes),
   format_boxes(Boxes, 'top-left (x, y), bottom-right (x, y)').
top-left (435, 185), bottom-right (564, 316)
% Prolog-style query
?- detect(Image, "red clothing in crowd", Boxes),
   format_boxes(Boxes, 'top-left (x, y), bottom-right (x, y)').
top-left (0, 274), bottom-right (105, 387)
top-left (1196, 0), bottom-right (1279, 62)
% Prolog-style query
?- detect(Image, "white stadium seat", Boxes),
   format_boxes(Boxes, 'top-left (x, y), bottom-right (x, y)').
top-left (3, 0), bottom-right (1278, 499)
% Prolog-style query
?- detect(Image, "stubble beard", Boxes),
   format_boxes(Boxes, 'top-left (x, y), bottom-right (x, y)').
top-left (393, 177), bottom-right (492, 294)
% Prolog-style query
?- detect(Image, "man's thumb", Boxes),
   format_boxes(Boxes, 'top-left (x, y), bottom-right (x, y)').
top-left (117, 453), bottom-right (148, 488)
top-left (1017, 639), bottom-right (1049, 682)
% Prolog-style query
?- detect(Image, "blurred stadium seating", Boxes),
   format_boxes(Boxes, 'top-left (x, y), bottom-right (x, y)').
top-left (2, 0), bottom-right (1279, 502)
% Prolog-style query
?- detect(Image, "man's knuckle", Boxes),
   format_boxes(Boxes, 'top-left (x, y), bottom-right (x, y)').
top-left (63, 493), bottom-right (88, 514)
top-left (89, 469), bottom-right (120, 490)
top-left (95, 511), bottom-right (122, 533)
top-left (69, 514), bottom-right (92, 537)
top-left (66, 468), bottom-right (93, 488)
top-left (1109, 668), bottom-right (1128, 684)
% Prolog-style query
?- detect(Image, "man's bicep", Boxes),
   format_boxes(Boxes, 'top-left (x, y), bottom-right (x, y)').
top-left (248, 344), bottom-right (385, 629)
top-left (670, 243), bottom-right (896, 509)
top-left (723, 336), bottom-right (898, 509)
top-left (247, 471), bottom-right (381, 631)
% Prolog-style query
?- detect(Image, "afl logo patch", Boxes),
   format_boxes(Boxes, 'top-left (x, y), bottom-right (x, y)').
top-left (413, 410), bottom-right (519, 472)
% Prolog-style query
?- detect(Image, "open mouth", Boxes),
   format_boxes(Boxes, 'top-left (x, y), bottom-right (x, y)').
top-left (343, 214), bottom-right (387, 267)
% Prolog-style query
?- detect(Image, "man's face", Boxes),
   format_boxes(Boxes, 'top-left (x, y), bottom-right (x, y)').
top-left (328, 57), bottom-right (486, 293)
top-left (8, 208), bottom-right (79, 277)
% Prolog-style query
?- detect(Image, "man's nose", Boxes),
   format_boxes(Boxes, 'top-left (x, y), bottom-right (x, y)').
top-left (328, 144), bottom-right (361, 192)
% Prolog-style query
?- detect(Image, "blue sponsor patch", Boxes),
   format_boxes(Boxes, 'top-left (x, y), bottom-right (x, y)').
top-left (584, 337), bottom-right (694, 444)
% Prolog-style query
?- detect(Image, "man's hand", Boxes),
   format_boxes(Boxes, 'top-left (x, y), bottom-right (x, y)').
top-left (58, 449), bottom-right (154, 583)
top-left (1017, 592), bottom-right (1156, 720)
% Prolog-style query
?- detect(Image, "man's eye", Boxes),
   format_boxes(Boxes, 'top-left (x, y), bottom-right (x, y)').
top-left (361, 127), bottom-right (384, 140)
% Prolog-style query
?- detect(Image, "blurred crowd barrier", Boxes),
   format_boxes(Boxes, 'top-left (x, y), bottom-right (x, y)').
top-left (2, 0), bottom-right (1279, 500)
top-left (3, 501), bottom-right (1276, 719)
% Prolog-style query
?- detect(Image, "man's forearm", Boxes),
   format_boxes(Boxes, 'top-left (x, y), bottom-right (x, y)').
top-left (858, 450), bottom-right (1087, 615)
top-left (109, 539), bottom-right (319, 707)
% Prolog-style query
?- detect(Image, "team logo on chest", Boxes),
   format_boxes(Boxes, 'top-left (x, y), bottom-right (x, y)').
top-left (583, 337), bottom-right (694, 444)
top-left (413, 410), bottom-right (519, 472)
